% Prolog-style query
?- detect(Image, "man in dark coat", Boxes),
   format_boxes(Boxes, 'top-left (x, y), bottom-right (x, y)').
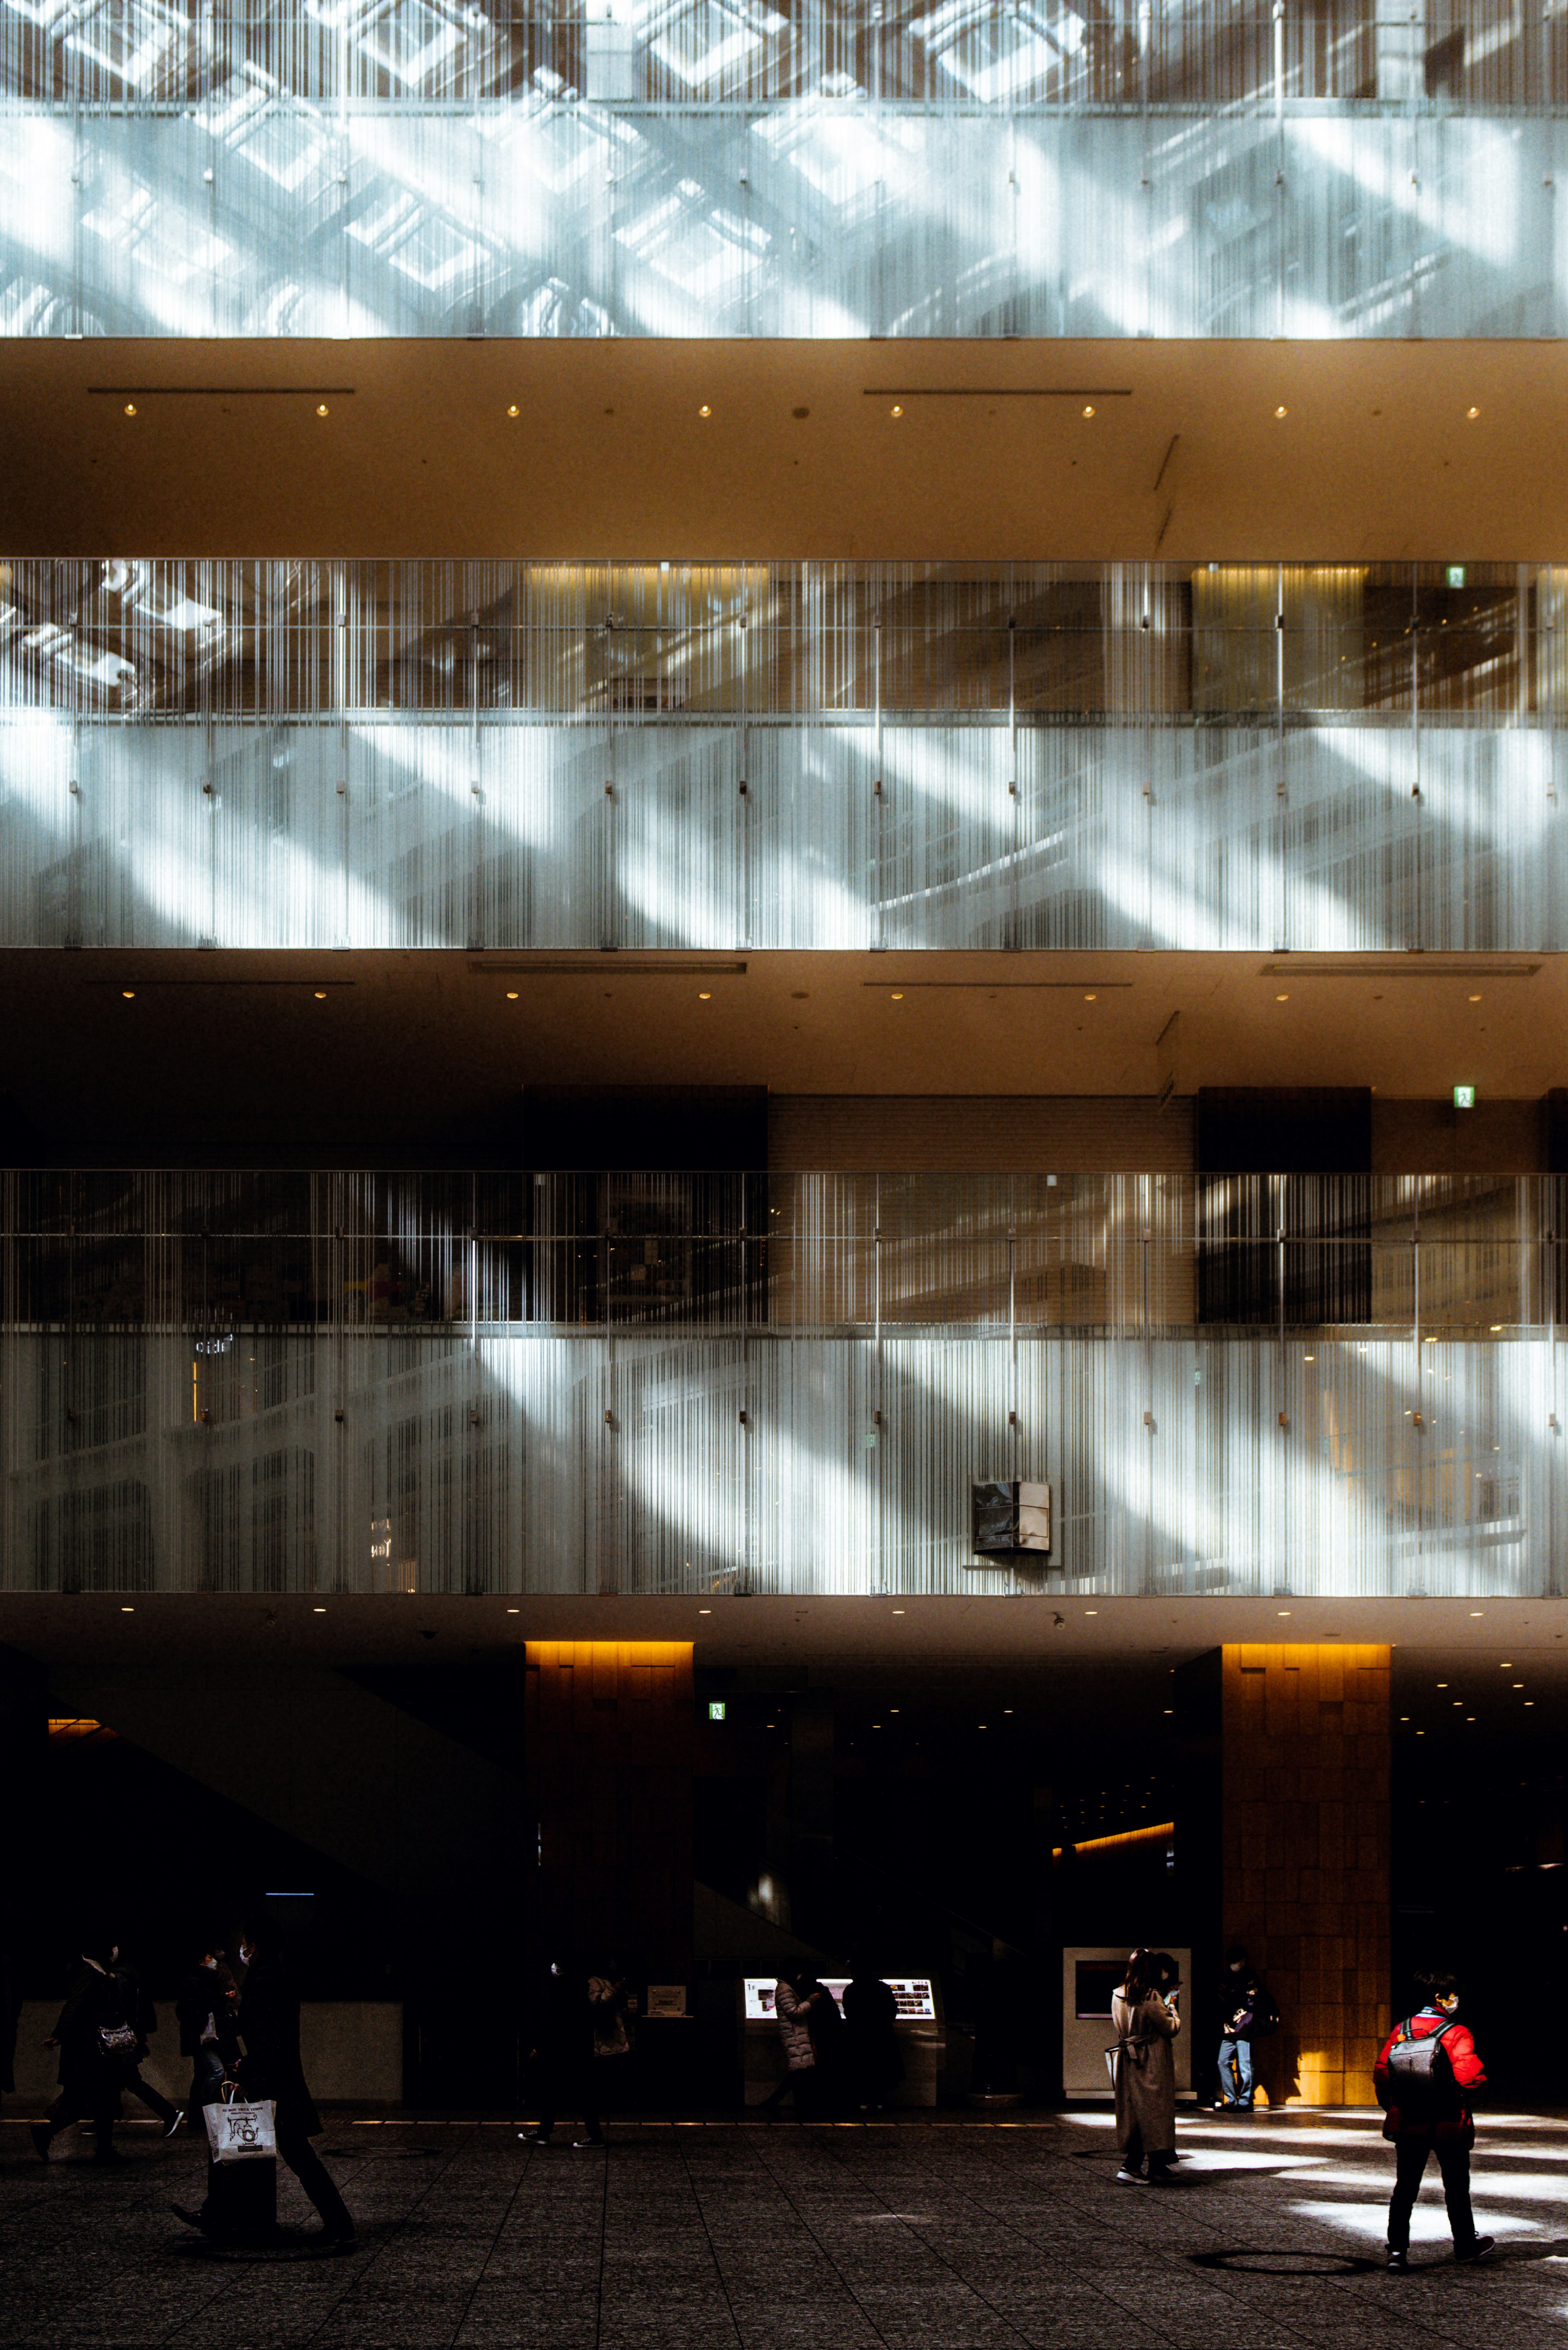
top-left (215, 1913), bottom-right (355, 2245)
top-left (518, 1960), bottom-right (603, 2147)
top-left (31, 1937), bottom-right (137, 2165)
top-left (842, 1972), bottom-right (902, 2113)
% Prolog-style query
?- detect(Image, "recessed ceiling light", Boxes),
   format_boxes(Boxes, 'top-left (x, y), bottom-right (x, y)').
top-left (312, 1605), bottom-right (326, 1613)
top-left (1467, 405), bottom-right (1480, 419)
top-left (506, 989), bottom-right (518, 999)
top-left (698, 1607), bottom-right (712, 1614)
top-left (314, 990), bottom-right (326, 999)
top-left (1470, 1610), bottom-right (1484, 1617)
top-left (1469, 993), bottom-right (1481, 1002)
top-left (1277, 1609), bottom-right (1292, 1616)
top-left (1304, 1354), bottom-right (1314, 1362)
top-left (1437, 1681), bottom-right (1448, 1688)
top-left (891, 990), bottom-right (904, 1000)
top-left (1084, 992), bottom-right (1097, 1001)
top-left (506, 1606), bottom-right (519, 1613)
top-left (120, 1605), bottom-right (134, 1612)
top-left (892, 1608), bottom-right (905, 1614)
top-left (507, 404), bottom-right (519, 417)
top-left (1082, 404), bottom-right (1094, 418)
top-left (698, 990), bottom-right (712, 1000)
top-left (1085, 1608), bottom-right (1098, 1615)
top-left (122, 988), bottom-right (135, 999)
top-left (316, 404), bottom-right (329, 417)
top-left (1276, 992), bottom-right (1289, 1001)
top-left (891, 404), bottom-right (903, 417)
top-left (1274, 404), bottom-right (1287, 418)
top-left (1400, 1715), bottom-right (1410, 1721)
top-left (1514, 1682), bottom-right (1524, 1689)
top-left (699, 404), bottom-right (712, 417)
top-left (123, 402), bottom-right (137, 417)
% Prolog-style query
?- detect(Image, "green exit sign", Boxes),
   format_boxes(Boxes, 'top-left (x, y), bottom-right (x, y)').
top-left (1453, 1084), bottom-right (1476, 1109)
top-left (708, 1700), bottom-right (726, 1721)
top-left (1446, 565), bottom-right (1466, 589)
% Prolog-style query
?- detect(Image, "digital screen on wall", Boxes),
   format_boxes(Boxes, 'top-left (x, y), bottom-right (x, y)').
top-left (1075, 1961), bottom-right (1127, 2020)
top-left (744, 1978), bottom-right (936, 2022)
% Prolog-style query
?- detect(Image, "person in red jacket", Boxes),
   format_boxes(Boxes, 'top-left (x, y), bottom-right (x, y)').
top-left (1374, 1967), bottom-right (1493, 2272)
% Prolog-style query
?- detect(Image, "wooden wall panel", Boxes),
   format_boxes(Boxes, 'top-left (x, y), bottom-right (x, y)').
top-left (1221, 1642), bottom-right (1390, 2107)
top-left (525, 1641), bottom-right (694, 1985)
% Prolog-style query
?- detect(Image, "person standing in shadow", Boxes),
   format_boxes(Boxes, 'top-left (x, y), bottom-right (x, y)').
top-left (176, 1910), bottom-right (355, 2249)
top-left (31, 1933), bottom-right (139, 2167)
top-left (760, 1970), bottom-right (824, 2118)
top-left (176, 1940), bottom-right (241, 2126)
top-left (518, 1959), bottom-right (604, 2148)
top-left (842, 1969), bottom-right (902, 2114)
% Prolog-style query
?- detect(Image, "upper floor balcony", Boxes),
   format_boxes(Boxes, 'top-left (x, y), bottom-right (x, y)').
top-left (4, 555), bottom-right (1568, 953)
top-left (4, 2), bottom-right (1568, 337)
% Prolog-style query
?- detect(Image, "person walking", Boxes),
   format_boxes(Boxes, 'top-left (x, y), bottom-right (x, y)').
top-left (1375, 1967), bottom-right (1494, 2272)
top-left (31, 1935), bottom-right (140, 2166)
top-left (759, 1969), bottom-right (823, 2117)
top-left (181, 1911), bottom-right (355, 2247)
top-left (842, 1970), bottom-right (902, 2112)
top-left (115, 1946), bottom-right (185, 2138)
top-left (1214, 1944), bottom-right (1274, 2112)
top-left (1111, 1948), bottom-right (1181, 2184)
top-left (519, 1959), bottom-right (604, 2147)
top-left (588, 1957), bottom-right (636, 2107)
top-left (176, 1942), bottom-right (241, 2124)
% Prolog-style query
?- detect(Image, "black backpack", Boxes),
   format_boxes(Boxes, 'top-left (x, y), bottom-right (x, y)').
top-left (1382, 2018), bottom-right (1459, 2118)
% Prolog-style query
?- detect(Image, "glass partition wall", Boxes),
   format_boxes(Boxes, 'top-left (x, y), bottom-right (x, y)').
top-left (3, 557), bottom-right (1566, 952)
top-left (4, 4), bottom-right (1568, 337)
top-left (4, 1167), bottom-right (1562, 1601)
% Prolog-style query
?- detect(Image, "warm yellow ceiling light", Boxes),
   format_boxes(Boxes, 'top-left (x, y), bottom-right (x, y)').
top-left (123, 402), bottom-right (137, 417)
top-left (1082, 404), bottom-right (1094, 418)
top-left (507, 404), bottom-right (519, 417)
top-left (699, 404), bottom-right (712, 417)
top-left (316, 403), bottom-right (329, 417)
top-left (1274, 404), bottom-right (1287, 417)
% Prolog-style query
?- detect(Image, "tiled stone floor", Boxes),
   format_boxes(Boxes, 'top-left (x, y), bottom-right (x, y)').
top-left (2, 2104), bottom-right (1566, 2348)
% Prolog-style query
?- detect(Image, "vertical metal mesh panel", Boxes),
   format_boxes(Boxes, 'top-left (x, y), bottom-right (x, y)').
top-left (3, 1167), bottom-right (1561, 1600)
top-left (3, 557), bottom-right (1566, 952)
top-left (2, 6), bottom-right (1567, 337)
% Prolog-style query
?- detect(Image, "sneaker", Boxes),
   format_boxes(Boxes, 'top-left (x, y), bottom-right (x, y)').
top-left (1386, 2249), bottom-right (1409, 2272)
top-left (29, 2125), bottom-right (51, 2163)
top-left (163, 2109), bottom-right (186, 2139)
top-left (1454, 2236), bottom-right (1496, 2265)
top-left (517, 2130), bottom-right (551, 2145)
top-left (571, 2137), bottom-right (606, 2148)
top-left (1115, 2167), bottom-right (1147, 2185)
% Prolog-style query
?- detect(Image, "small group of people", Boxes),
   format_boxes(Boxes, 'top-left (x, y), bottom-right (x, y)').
top-left (762, 1968), bottom-right (902, 2118)
top-left (517, 1955), bottom-right (638, 2148)
top-left (1109, 1945), bottom-right (1497, 2269)
top-left (29, 1916), bottom-right (356, 2252)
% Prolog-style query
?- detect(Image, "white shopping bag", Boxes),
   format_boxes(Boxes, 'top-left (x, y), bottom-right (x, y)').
top-left (204, 2093), bottom-right (277, 2164)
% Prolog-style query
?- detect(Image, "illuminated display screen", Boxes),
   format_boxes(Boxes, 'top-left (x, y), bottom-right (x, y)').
top-left (744, 1977), bottom-right (935, 2022)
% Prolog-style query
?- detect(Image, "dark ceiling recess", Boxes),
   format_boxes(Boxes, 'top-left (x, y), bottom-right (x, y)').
top-left (521, 1087), bottom-right (768, 1172)
top-left (1196, 1087), bottom-right (1373, 1175)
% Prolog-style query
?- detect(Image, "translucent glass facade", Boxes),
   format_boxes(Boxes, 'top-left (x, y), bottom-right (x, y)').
top-left (5, 555), bottom-right (1566, 952)
top-left (4, 1167), bottom-right (1562, 1600)
top-left (3, 3), bottom-right (1567, 337)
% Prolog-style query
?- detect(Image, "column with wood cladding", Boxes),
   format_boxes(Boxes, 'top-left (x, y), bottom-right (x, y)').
top-left (524, 1641), bottom-right (694, 1984)
top-left (1221, 1643), bottom-right (1390, 2108)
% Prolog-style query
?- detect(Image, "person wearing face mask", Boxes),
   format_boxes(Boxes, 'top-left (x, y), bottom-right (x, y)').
top-left (1214, 1945), bottom-right (1274, 2111)
top-left (1375, 1967), bottom-right (1493, 2272)
top-left (176, 1910), bottom-right (355, 2248)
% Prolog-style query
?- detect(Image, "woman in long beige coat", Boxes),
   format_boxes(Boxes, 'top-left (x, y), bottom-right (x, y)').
top-left (1111, 1949), bottom-right (1180, 2183)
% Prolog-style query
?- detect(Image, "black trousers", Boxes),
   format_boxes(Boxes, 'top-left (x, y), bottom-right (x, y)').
top-left (201, 2122), bottom-right (353, 2238)
top-left (124, 2067), bottom-right (180, 2128)
top-left (1387, 2133), bottom-right (1476, 2253)
top-left (277, 2120), bottom-right (354, 2236)
top-left (43, 2086), bottom-right (121, 2158)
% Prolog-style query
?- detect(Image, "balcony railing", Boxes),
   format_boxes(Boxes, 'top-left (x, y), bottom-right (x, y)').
top-left (5, 559), bottom-right (1567, 952)
top-left (2, 1167), bottom-right (1564, 1601)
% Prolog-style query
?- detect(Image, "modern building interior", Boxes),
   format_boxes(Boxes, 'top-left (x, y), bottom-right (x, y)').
top-left (2, 0), bottom-right (1568, 2140)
